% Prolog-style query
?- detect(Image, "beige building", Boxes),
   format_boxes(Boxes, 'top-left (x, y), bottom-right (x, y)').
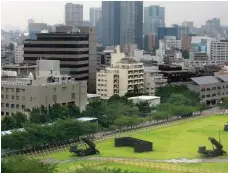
top-left (96, 46), bottom-right (144, 99)
top-left (144, 66), bottom-right (167, 96)
top-left (1, 60), bottom-right (87, 117)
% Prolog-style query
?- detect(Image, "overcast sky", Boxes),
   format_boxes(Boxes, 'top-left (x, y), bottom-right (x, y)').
top-left (1, 1), bottom-right (228, 31)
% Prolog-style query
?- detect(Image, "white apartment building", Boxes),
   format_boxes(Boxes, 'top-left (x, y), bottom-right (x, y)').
top-left (14, 45), bottom-right (24, 64)
top-left (1, 60), bottom-right (87, 117)
top-left (210, 40), bottom-right (228, 61)
top-left (96, 46), bottom-right (144, 99)
top-left (144, 66), bottom-right (167, 96)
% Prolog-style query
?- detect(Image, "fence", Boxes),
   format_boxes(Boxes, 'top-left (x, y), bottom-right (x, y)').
top-left (21, 112), bottom-right (215, 158)
top-left (57, 158), bottom-right (226, 173)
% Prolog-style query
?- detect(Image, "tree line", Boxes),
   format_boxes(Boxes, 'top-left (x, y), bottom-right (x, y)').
top-left (1, 85), bottom-right (204, 151)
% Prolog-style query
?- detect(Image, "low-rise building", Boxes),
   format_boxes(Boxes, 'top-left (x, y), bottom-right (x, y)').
top-left (128, 95), bottom-right (161, 107)
top-left (185, 75), bottom-right (228, 105)
top-left (1, 60), bottom-right (87, 117)
top-left (2, 64), bottom-right (36, 77)
top-left (144, 66), bottom-right (167, 95)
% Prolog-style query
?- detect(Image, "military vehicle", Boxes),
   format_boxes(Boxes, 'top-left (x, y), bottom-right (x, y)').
top-left (69, 137), bottom-right (100, 156)
top-left (198, 137), bottom-right (227, 157)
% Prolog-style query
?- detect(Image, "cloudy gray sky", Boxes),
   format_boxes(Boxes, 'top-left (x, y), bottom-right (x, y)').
top-left (1, 1), bottom-right (228, 31)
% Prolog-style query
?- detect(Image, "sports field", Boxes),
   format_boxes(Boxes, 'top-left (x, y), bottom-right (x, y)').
top-left (40, 115), bottom-right (228, 172)
top-left (43, 115), bottom-right (228, 160)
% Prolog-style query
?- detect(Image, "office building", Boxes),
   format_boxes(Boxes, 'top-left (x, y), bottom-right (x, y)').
top-left (158, 27), bottom-right (179, 40)
top-left (120, 1), bottom-right (143, 49)
top-left (144, 34), bottom-right (157, 51)
top-left (178, 26), bottom-right (190, 40)
top-left (90, 7), bottom-right (102, 27)
top-left (1, 60), bottom-right (87, 116)
top-left (182, 37), bottom-right (192, 51)
top-left (65, 3), bottom-right (83, 26)
top-left (14, 45), bottom-right (24, 64)
top-left (102, 1), bottom-right (143, 49)
top-left (28, 23), bottom-right (48, 40)
top-left (23, 27), bottom-right (97, 93)
top-left (210, 40), bottom-right (228, 61)
top-left (102, 1), bottom-right (120, 46)
top-left (185, 75), bottom-right (228, 105)
top-left (144, 5), bottom-right (165, 35)
top-left (96, 46), bottom-right (144, 99)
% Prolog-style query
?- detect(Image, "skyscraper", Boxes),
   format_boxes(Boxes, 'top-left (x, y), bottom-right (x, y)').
top-left (102, 1), bottom-right (120, 46)
top-left (144, 5), bottom-right (165, 35)
top-left (102, 1), bottom-right (143, 49)
top-left (65, 3), bottom-right (83, 26)
top-left (90, 7), bottom-right (102, 27)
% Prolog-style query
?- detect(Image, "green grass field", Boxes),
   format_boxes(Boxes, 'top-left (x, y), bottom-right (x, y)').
top-left (43, 115), bottom-right (228, 160)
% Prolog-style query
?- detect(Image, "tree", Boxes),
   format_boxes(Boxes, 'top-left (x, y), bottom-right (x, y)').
top-left (67, 104), bottom-right (81, 118)
top-left (8, 42), bottom-right (14, 51)
top-left (1, 116), bottom-right (16, 131)
top-left (12, 112), bottom-right (28, 128)
top-left (136, 101), bottom-right (151, 116)
top-left (219, 98), bottom-right (228, 109)
top-left (2, 156), bottom-right (56, 173)
top-left (182, 49), bottom-right (189, 59)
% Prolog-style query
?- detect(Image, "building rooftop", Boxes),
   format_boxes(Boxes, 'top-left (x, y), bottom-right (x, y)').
top-left (77, 117), bottom-right (98, 122)
top-left (128, 95), bottom-right (161, 100)
top-left (87, 93), bottom-right (100, 98)
top-left (216, 74), bottom-right (228, 82)
top-left (191, 76), bottom-right (220, 85)
top-left (118, 58), bottom-right (138, 64)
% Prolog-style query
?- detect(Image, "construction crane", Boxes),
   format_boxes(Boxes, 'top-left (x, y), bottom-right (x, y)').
top-left (69, 137), bottom-right (100, 156)
top-left (198, 136), bottom-right (227, 157)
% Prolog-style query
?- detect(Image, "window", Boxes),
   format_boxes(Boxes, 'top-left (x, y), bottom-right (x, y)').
top-left (16, 96), bottom-right (20, 100)
top-left (71, 93), bottom-right (75, 100)
top-left (12, 96), bottom-right (14, 100)
top-left (22, 89), bottom-right (25, 92)
top-left (1, 103), bottom-right (4, 107)
top-left (22, 105), bottom-right (25, 109)
top-left (16, 88), bottom-right (20, 92)
top-left (6, 112), bottom-right (9, 116)
top-left (62, 87), bottom-right (67, 90)
top-left (201, 95), bottom-right (205, 98)
top-left (6, 103), bottom-right (9, 108)
top-left (11, 104), bottom-right (14, 108)
top-left (1, 87), bottom-right (4, 91)
top-left (16, 104), bottom-right (19, 109)
top-left (30, 97), bottom-right (33, 101)
top-left (1, 95), bottom-right (4, 98)
top-left (1, 112), bottom-right (4, 115)
top-left (212, 87), bottom-right (216, 90)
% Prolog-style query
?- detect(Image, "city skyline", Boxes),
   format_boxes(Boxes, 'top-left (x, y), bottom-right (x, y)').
top-left (2, 1), bottom-right (228, 31)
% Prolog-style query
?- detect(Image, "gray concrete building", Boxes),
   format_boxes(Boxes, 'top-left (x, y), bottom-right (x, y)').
top-left (1, 60), bottom-right (87, 117)
top-left (144, 5), bottom-right (165, 35)
top-left (102, 1), bottom-right (120, 46)
top-left (120, 1), bottom-right (143, 49)
top-left (90, 7), bottom-right (102, 27)
top-left (185, 75), bottom-right (228, 105)
top-left (65, 3), bottom-right (83, 26)
top-left (23, 27), bottom-right (97, 93)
